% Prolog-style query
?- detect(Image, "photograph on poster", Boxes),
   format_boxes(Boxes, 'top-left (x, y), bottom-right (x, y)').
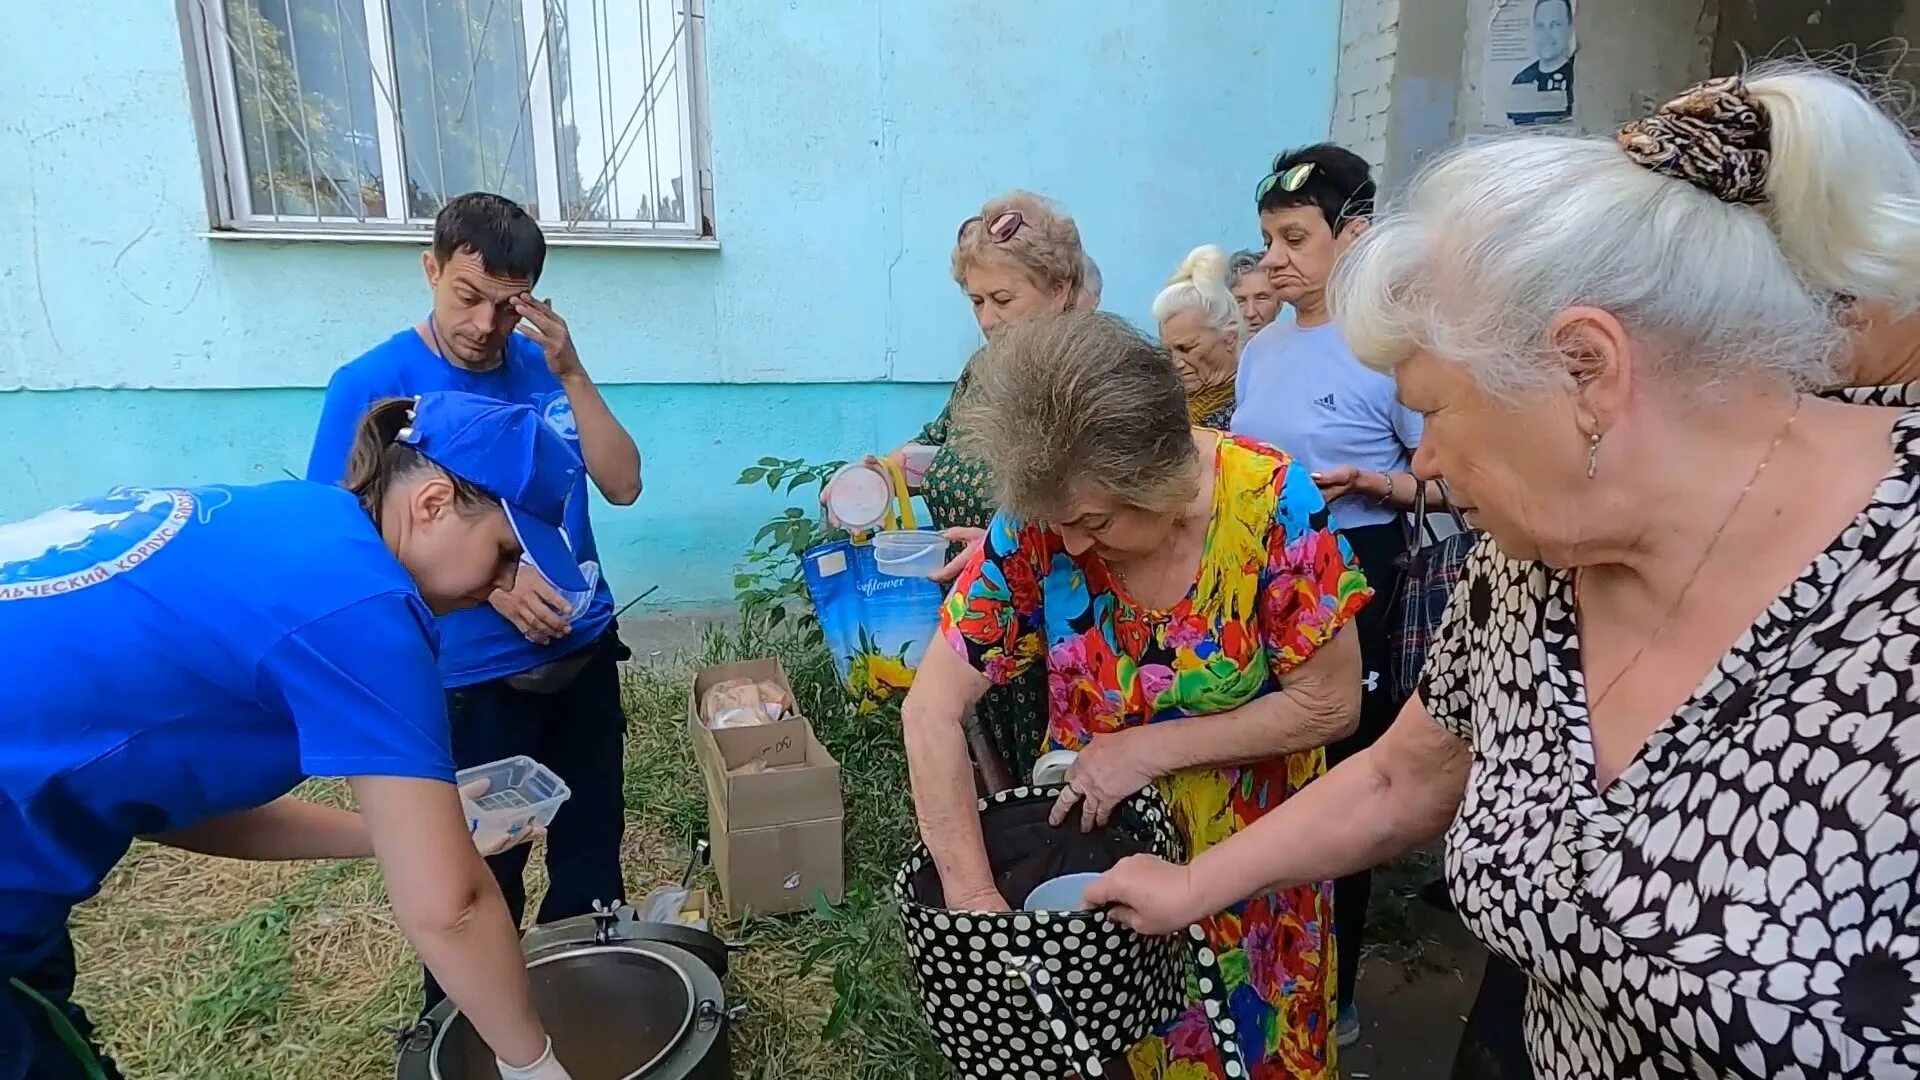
top-left (1484, 0), bottom-right (1576, 127)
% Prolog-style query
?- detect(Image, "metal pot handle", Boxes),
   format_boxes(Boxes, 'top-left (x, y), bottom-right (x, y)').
top-left (1183, 924), bottom-right (1248, 1079)
top-left (1006, 956), bottom-right (1104, 1079)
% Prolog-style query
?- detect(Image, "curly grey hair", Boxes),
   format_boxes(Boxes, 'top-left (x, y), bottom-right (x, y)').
top-left (952, 313), bottom-right (1196, 522)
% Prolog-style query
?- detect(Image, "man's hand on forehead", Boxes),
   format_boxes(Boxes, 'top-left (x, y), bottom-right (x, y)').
top-left (511, 293), bottom-right (582, 378)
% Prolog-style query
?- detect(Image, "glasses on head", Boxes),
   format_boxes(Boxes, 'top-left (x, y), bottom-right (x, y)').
top-left (1254, 161), bottom-right (1317, 201)
top-left (956, 211), bottom-right (1026, 245)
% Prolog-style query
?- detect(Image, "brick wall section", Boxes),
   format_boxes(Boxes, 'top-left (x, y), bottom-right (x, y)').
top-left (1330, 0), bottom-right (1401, 171)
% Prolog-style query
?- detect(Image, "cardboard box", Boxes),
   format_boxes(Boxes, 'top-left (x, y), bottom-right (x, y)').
top-left (689, 659), bottom-right (811, 770)
top-left (689, 660), bottom-right (846, 917)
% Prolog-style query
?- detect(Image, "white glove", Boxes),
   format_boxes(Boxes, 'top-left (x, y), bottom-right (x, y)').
top-left (496, 1038), bottom-right (571, 1080)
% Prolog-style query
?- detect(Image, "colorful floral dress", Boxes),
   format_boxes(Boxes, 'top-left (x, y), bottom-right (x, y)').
top-left (941, 434), bottom-right (1370, 1079)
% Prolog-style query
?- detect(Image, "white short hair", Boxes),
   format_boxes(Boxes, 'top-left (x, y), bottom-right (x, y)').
top-left (1326, 71), bottom-right (1910, 397)
top-left (1151, 245), bottom-right (1244, 337)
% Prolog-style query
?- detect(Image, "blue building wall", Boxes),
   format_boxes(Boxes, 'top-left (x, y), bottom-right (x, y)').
top-left (0, 1), bottom-right (1341, 608)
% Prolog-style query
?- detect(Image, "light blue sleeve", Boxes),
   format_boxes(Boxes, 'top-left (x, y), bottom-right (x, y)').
top-left (305, 366), bottom-right (379, 485)
top-left (257, 593), bottom-right (455, 782)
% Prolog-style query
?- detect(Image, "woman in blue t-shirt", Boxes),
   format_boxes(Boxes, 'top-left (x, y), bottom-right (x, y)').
top-left (1228, 143), bottom-right (1453, 1047)
top-left (0, 392), bottom-right (580, 1080)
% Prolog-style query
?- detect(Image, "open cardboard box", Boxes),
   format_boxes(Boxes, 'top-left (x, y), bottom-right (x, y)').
top-left (689, 658), bottom-right (812, 771)
top-left (688, 659), bottom-right (845, 917)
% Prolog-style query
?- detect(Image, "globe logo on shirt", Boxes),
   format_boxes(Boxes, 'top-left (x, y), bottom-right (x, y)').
top-left (539, 391), bottom-right (578, 441)
top-left (0, 487), bottom-right (195, 602)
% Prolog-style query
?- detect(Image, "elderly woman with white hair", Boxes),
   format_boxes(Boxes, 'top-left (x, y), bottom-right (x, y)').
top-left (1091, 67), bottom-right (1920, 1077)
top-left (1154, 245), bottom-right (1245, 428)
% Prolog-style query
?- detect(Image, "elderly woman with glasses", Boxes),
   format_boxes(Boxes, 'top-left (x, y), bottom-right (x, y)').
top-left (859, 191), bottom-right (1090, 782)
top-left (1092, 67), bottom-right (1920, 1078)
top-left (903, 311), bottom-right (1367, 1078)
top-left (1230, 142), bottom-right (1435, 1042)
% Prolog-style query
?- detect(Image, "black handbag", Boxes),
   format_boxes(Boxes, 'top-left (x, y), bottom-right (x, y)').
top-left (895, 785), bottom-right (1244, 1079)
top-left (1390, 480), bottom-right (1476, 701)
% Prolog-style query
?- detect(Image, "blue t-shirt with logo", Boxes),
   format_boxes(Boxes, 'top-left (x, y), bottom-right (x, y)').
top-left (0, 482), bottom-right (453, 973)
top-left (1231, 320), bottom-right (1423, 531)
top-left (307, 329), bottom-right (616, 687)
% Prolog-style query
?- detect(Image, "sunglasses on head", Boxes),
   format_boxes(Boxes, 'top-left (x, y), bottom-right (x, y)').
top-left (957, 211), bottom-right (1025, 245)
top-left (1255, 161), bottom-right (1317, 201)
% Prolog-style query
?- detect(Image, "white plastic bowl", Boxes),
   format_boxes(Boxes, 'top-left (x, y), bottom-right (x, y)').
top-left (457, 755), bottom-right (571, 845)
top-left (872, 529), bottom-right (948, 578)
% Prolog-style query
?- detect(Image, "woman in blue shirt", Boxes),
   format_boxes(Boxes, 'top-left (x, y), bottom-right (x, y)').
top-left (1, 392), bottom-right (581, 1080)
top-left (1228, 143), bottom-right (1449, 1046)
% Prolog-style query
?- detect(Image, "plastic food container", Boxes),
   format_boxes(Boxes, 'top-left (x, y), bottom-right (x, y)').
top-left (872, 529), bottom-right (948, 578)
top-left (1023, 872), bottom-right (1104, 912)
top-left (824, 462), bottom-right (893, 532)
top-left (456, 755), bottom-right (571, 843)
top-left (898, 443), bottom-right (939, 487)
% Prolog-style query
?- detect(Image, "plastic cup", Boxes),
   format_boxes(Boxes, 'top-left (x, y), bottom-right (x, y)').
top-left (1031, 749), bottom-right (1079, 786)
top-left (872, 529), bottom-right (949, 578)
top-left (1023, 872), bottom-right (1105, 912)
top-left (898, 444), bottom-right (938, 487)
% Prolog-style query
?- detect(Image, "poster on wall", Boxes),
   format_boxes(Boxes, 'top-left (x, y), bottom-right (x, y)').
top-left (1483, 0), bottom-right (1576, 128)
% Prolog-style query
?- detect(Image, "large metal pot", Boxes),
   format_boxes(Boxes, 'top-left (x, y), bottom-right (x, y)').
top-left (395, 905), bottom-right (739, 1080)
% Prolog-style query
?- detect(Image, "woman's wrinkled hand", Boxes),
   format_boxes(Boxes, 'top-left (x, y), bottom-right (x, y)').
top-left (947, 882), bottom-right (1013, 912)
top-left (930, 527), bottom-right (987, 585)
top-left (1083, 854), bottom-right (1206, 936)
top-left (1049, 729), bottom-right (1157, 833)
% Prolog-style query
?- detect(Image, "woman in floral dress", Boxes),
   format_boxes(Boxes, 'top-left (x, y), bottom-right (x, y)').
top-left (901, 313), bottom-right (1369, 1078)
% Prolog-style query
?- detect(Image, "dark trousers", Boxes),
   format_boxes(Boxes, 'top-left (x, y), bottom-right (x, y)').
top-left (1451, 954), bottom-right (1536, 1079)
top-left (1328, 522), bottom-right (1410, 1012)
top-left (421, 632), bottom-right (629, 1011)
top-left (1, 934), bottom-right (124, 1080)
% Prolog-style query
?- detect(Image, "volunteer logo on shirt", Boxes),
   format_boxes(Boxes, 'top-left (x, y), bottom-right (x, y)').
top-left (539, 391), bottom-right (578, 441)
top-left (0, 487), bottom-right (195, 601)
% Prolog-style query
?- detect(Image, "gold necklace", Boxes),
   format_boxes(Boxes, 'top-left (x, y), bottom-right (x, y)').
top-left (1576, 394), bottom-right (1803, 713)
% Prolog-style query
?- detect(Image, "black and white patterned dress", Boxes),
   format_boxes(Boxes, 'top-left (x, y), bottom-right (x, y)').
top-left (1421, 408), bottom-right (1920, 1078)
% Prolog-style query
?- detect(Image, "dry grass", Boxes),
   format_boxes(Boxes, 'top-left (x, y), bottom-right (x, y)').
top-left (67, 625), bottom-right (943, 1079)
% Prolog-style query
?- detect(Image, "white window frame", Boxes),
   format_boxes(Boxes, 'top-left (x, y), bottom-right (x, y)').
top-left (176, 0), bottom-right (716, 248)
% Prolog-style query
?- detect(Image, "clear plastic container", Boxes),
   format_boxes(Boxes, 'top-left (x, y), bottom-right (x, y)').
top-left (897, 443), bottom-right (939, 488)
top-left (456, 755), bottom-right (571, 845)
top-left (873, 529), bottom-right (948, 578)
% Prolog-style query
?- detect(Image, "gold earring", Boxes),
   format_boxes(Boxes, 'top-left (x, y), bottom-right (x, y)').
top-left (1586, 430), bottom-right (1602, 479)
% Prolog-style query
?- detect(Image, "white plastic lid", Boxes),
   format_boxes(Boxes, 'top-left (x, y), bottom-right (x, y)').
top-left (826, 463), bottom-right (892, 530)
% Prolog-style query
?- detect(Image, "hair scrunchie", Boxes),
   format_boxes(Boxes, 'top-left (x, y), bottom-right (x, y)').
top-left (1616, 76), bottom-right (1772, 205)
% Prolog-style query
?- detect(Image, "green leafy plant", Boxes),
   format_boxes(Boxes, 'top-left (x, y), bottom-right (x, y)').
top-left (734, 457), bottom-right (847, 631)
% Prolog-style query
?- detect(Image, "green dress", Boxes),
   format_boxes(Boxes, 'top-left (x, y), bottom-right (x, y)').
top-left (915, 367), bottom-right (1048, 781)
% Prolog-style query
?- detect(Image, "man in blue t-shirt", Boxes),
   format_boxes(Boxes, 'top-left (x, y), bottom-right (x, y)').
top-left (307, 193), bottom-right (642, 1010)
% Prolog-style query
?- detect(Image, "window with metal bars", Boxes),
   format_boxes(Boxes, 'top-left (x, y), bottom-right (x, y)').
top-left (178, 0), bottom-right (712, 244)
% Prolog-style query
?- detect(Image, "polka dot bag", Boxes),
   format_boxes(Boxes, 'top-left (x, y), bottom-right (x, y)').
top-left (895, 785), bottom-right (1245, 1079)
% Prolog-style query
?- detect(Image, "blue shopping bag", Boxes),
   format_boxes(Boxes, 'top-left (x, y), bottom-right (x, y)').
top-left (803, 538), bottom-right (945, 713)
top-left (802, 458), bottom-right (945, 713)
